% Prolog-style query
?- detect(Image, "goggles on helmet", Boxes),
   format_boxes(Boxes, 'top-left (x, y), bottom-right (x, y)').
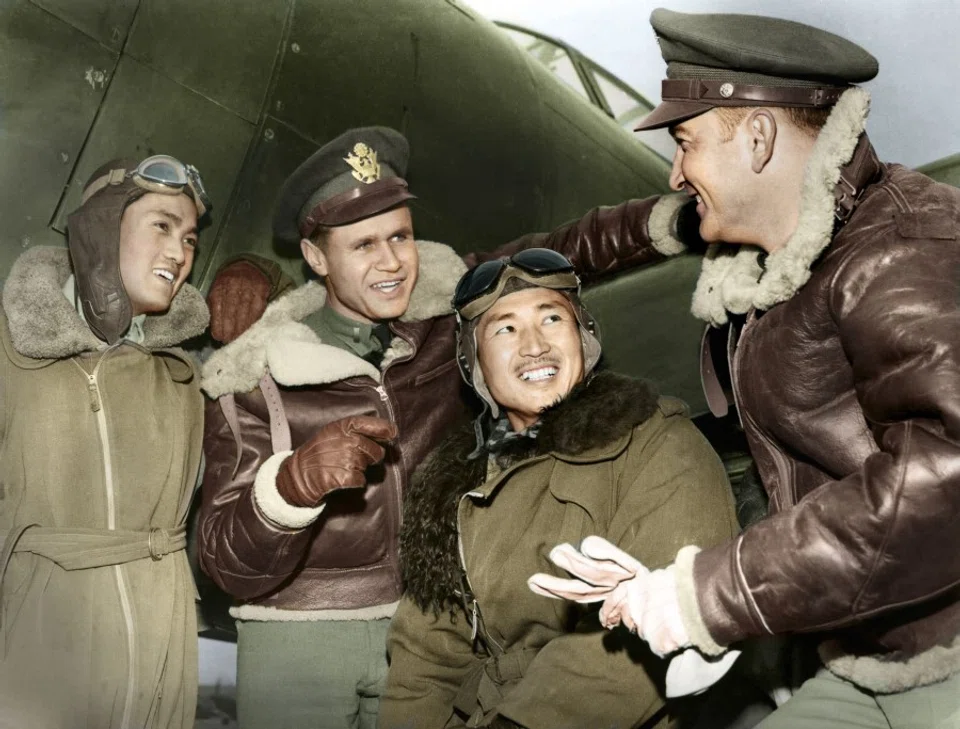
top-left (81, 154), bottom-right (211, 217)
top-left (453, 248), bottom-right (579, 321)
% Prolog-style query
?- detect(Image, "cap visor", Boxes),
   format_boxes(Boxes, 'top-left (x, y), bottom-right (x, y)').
top-left (321, 187), bottom-right (416, 227)
top-left (634, 100), bottom-right (715, 131)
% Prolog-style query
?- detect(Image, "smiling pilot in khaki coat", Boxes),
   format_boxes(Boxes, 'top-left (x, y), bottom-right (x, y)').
top-left (0, 156), bottom-right (210, 729)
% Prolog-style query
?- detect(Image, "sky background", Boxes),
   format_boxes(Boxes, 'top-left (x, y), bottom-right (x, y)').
top-left (462, 0), bottom-right (960, 168)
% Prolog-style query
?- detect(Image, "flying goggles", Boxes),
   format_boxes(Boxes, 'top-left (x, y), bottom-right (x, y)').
top-left (81, 154), bottom-right (211, 217)
top-left (453, 248), bottom-right (580, 321)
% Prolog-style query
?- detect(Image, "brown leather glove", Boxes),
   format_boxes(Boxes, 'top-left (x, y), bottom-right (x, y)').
top-left (207, 260), bottom-right (273, 344)
top-left (275, 416), bottom-right (398, 508)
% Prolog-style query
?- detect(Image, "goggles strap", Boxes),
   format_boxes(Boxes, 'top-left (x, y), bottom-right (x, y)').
top-left (457, 266), bottom-right (580, 320)
top-left (79, 169), bottom-right (127, 206)
top-left (79, 158), bottom-right (208, 216)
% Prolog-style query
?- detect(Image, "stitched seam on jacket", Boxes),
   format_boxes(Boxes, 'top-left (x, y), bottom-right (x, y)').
top-left (880, 182), bottom-right (913, 215)
top-left (734, 536), bottom-right (773, 634)
top-left (852, 420), bottom-right (911, 616)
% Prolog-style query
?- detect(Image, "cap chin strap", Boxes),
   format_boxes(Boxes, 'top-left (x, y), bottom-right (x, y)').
top-left (661, 79), bottom-right (846, 108)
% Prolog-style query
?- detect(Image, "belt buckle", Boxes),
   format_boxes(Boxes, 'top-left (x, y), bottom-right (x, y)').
top-left (834, 176), bottom-right (860, 223)
top-left (147, 528), bottom-right (164, 561)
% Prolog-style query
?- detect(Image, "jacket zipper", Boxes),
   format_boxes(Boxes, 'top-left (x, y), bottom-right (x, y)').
top-left (376, 330), bottom-right (416, 587)
top-left (730, 313), bottom-right (793, 509)
top-left (73, 349), bottom-right (137, 729)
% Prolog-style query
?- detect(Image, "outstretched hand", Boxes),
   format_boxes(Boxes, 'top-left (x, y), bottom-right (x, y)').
top-left (528, 536), bottom-right (648, 630)
top-left (529, 536), bottom-right (688, 654)
top-left (530, 536), bottom-right (740, 696)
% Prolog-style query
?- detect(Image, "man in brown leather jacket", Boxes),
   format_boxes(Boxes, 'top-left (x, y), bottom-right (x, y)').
top-left (197, 126), bottom-right (690, 728)
top-left (532, 9), bottom-right (960, 729)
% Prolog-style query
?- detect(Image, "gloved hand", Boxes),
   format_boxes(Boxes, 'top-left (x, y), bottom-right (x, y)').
top-left (207, 260), bottom-right (272, 343)
top-left (275, 416), bottom-right (398, 508)
top-left (529, 536), bottom-right (690, 655)
top-left (530, 536), bottom-right (740, 696)
top-left (528, 536), bottom-right (643, 604)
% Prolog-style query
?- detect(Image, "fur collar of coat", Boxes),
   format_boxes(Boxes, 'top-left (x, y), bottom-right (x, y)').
top-left (1, 246), bottom-right (209, 360)
top-left (201, 240), bottom-right (467, 398)
top-left (401, 370), bottom-right (660, 615)
top-left (691, 88), bottom-right (871, 326)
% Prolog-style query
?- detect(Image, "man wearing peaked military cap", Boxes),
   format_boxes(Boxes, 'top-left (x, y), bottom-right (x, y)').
top-left (197, 125), bottom-right (701, 728)
top-left (273, 126), bottom-right (417, 241)
top-left (534, 8), bottom-right (960, 729)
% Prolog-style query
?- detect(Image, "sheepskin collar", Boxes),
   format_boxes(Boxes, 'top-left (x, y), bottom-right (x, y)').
top-left (1, 246), bottom-right (209, 360)
top-left (400, 370), bottom-right (659, 615)
top-left (201, 240), bottom-right (468, 398)
top-left (691, 88), bottom-right (873, 326)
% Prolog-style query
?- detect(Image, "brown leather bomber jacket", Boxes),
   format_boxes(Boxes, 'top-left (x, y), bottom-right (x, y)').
top-left (197, 195), bottom-right (688, 618)
top-left (690, 107), bottom-right (960, 692)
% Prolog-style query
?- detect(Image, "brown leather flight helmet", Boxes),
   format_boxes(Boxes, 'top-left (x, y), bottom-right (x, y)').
top-left (453, 249), bottom-right (602, 420)
top-left (66, 156), bottom-right (210, 344)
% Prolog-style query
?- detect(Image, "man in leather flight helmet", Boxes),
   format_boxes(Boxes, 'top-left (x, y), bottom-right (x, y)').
top-left (532, 9), bottom-right (960, 729)
top-left (0, 155), bottom-right (210, 728)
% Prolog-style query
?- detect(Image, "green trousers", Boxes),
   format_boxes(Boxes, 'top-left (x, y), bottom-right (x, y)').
top-left (758, 668), bottom-right (960, 729)
top-left (236, 618), bottom-right (390, 729)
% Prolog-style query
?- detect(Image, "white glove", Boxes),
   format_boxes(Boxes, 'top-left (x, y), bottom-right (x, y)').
top-left (529, 537), bottom-right (690, 655)
top-left (665, 648), bottom-right (741, 698)
top-left (527, 535), bottom-right (645, 605)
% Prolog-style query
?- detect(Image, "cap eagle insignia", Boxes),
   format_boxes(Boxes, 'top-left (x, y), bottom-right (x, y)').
top-left (344, 143), bottom-right (381, 184)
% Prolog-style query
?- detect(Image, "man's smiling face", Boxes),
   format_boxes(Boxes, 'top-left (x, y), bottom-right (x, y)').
top-left (668, 110), bottom-right (753, 244)
top-left (301, 205), bottom-right (419, 324)
top-left (476, 287), bottom-right (585, 432)
top-left (118, 192), bottom-right (198, 316)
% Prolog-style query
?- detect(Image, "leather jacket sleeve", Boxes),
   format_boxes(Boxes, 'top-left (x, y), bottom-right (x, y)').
top-left (463, 195), bottom-right (694, 283)
top-left (691, 234), bottom-right (960, 647)
top-left (197, 396), bottom-right (318, 601)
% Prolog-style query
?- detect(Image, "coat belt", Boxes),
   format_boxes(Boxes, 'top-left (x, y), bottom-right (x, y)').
top-left (0, 524), bottom-right (187, 573)
top-left (0, 524), bottom-right (188, 651)
top-left (453, 646), bottom-right (539, 727)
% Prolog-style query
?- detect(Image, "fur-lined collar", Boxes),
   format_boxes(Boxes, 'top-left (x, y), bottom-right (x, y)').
top-left (691, 88), bottom-right (871, 326)
top-left (400, 370), bottom-right (660, 615)
top-left (201, 240), bottom-right (467, 398)
top-left (1, 246), bottom-right (208, 360)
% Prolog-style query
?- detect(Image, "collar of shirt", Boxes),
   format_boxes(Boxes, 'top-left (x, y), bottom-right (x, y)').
top-left (303, 304), bottom-right (392, 365)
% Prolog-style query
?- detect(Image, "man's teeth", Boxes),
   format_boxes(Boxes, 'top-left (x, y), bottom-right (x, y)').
top-left (153, 268), bottom-right (175, 282)
top-left (695, 194), bottom-right (702, 203)
top-left (373, 281), bottom-right (402, 291)
top-left (520, 366), bottom-right (558, 382)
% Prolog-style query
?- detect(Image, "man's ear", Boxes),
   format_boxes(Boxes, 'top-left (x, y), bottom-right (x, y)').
top-left (747, 109), bottom-right (777, 174)
top-left (300, 238), bottom-right (328, 277)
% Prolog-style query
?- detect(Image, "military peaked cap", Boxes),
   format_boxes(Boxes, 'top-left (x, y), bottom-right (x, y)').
top-left (636, 8), bottom-right (879, 130)
top-left (273, 126), bottom-right (416, 243)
